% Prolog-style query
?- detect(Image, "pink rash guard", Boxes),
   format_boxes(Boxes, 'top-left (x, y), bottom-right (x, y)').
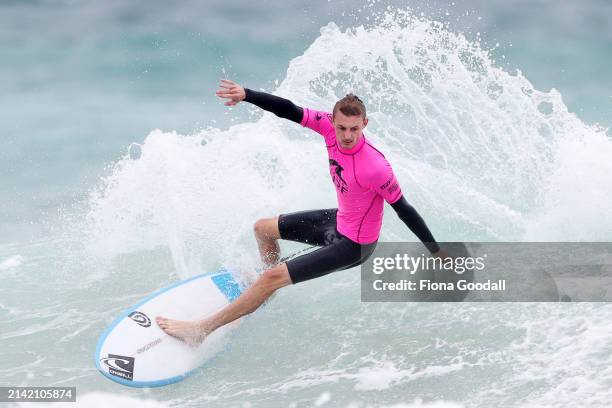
top-left (300, 108), bottom-right (403, 244)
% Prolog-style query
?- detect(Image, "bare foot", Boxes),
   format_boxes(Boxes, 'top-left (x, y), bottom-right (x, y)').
top-left (155, 316), bottom-right (209, 347)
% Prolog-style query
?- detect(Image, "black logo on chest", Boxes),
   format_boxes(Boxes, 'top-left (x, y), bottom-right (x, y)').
top-left (329, 159), bottom-right (348, 194)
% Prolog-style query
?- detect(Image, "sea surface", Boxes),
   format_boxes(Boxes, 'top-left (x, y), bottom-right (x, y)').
top-left (1, 1), bottom-right (611, 407)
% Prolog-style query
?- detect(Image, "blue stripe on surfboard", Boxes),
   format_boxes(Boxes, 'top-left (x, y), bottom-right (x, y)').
top-left (94, 268), bottom-right (243, 388)
top-left (212, 273), bottom-right (242, 302)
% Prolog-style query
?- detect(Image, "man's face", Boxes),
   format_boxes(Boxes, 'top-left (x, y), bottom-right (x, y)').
top-left (332, 111), bottom-right (368, 150)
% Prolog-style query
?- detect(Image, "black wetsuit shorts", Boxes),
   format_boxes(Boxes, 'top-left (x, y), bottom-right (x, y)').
top-left (278, 208), bottom-right (377, 284)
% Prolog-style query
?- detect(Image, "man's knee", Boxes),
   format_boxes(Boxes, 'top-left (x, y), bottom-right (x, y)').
top-left (258, 264), bottom-right (292, 291)
top-left (253, 217), bottom-right (280, 240)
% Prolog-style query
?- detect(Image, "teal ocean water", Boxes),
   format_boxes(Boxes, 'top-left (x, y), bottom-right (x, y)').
top-left (1, 1), bottom-right (611, 407)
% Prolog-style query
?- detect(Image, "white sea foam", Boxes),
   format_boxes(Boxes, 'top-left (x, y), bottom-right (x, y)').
top-left (83, 11), bottom-right (611, 283)
top-left (508, 304), bottom-right (612, 407)
top-left (0, 255), bottom-right (24, 271)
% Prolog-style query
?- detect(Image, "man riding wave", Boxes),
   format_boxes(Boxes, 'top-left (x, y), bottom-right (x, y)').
top-left (156, 79), bottom-right (446, 345)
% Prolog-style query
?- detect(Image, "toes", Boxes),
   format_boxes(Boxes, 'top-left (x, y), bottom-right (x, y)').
top-left (156, 317), bottom-right (170, 329)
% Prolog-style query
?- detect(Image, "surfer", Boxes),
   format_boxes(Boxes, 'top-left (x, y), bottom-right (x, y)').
top-left (156, 79), bottom-right (447, 345)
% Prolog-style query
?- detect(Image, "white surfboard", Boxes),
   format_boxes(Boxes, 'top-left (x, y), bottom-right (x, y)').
top-left (95, 268), bottom-right (243, 387)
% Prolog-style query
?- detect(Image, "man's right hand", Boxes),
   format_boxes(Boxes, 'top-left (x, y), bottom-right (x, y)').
top-left (215, 79), bottom-right (246, 106)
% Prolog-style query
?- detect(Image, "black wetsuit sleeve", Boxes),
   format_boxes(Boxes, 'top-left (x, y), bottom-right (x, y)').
top-left (390, 196), bottom-right (440, 254)
top-left (244, 88), bottom-right (304, 124)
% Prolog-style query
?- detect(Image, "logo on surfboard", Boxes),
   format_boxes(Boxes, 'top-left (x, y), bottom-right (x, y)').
top-left (101, 354), bottom-right (135, 381)
top-left (128, 311), bottom-right (151, 328)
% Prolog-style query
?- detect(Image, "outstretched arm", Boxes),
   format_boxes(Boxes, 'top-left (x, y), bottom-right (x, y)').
top-left (215, 79), bottom-right (303, 124)
top-left (390, 196), bottom-right (441, 254)
top-left (244, 88), bottom-right (303, 124)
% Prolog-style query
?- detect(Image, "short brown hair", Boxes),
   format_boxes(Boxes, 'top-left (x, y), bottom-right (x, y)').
top-left (333, 93), bottom-right (366, 119)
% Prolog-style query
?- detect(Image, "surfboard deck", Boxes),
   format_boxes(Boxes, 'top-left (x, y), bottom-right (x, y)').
top-left (95, 268), bottom-right (243, 387)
